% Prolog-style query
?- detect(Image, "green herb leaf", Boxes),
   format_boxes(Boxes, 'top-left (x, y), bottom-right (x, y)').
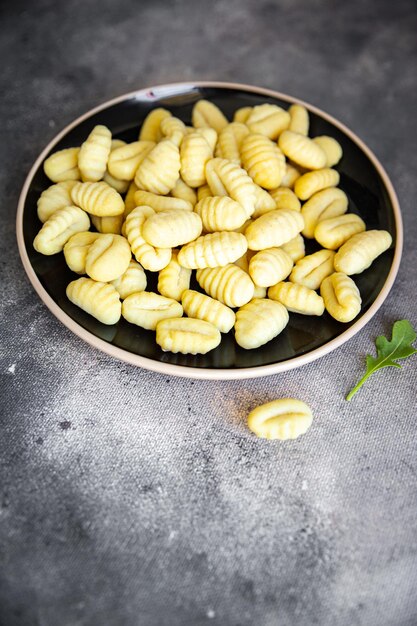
top-left (346, 320), bottom-right (417, 401)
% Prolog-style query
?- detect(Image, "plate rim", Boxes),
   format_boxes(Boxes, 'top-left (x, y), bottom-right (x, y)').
top-left (16, 80), bottom-right (403, 380)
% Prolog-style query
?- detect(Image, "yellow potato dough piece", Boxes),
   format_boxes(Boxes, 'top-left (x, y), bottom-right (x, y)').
top-left (142, 210), bottom-right (202, 248)
top-left (245, 209), bottom-right (304, 250)
top-left (194, 196), bottom-right (248, 232)
top-left (249, 248), bottom-right (294, 288)
top-left (205, 158), bottom-right (257, 217)
top-left (139, 108), bottom-right (172, 142)
top-left (192, 99), bottom-right (228, 133)
top-left (33, 206), bottom-right (90, 255)
top-left (125, 206), bottom-right (171, 271)
top-left (124, 181), bottom-right (139, 217)
top-left (111, 259), bottom-right (147, 299)
top-left (288, 104), bottom-right (309, 136)
top-left (233, 252), bottom-right (268, 299)
top-left (108, 140), bottom-right (155, 181)
top-left (269, 187), bottom-right (301, 212)
top-left (37, 180), bottom-right (77, 223)
top-left (281, 163), bottom-right (301, 189)
top-left (321, 272), bottom-right (362, 322)
top-left (178, 232), bottom-right (248, 269)
top-left (334, 230), bottom-right (392, 275)
top-left (170, 178), bottom-right (197, 206)
top-left (196, 264), bottom-right (254, 307)
top-left (134, 189), bottom-right (193, 213)
top-left (156, 317), bottom-right (221, 355)
top-left (252, 185), bottom-right (277, 218)
top-left (85, 234), bottom-right (131, 282)
top-left (63, 231), bottom-right (101, 274)
top-left (314, 214), bottom-right (366, 250)
top-left (157, 251), bottom-right (192, 301)
top-left (43, 148), bottom-right (80, 183)
top-left (78, 125), bottom-right (112, 182)
top-left (268, 282), bottom-right (325, 316)
top-left (135, 139), bottom-right (181, 195)
top-left (102, 139), bottom-right (129, 193)
top-left (289, 249), bottom-right (335, 290)
top-left (301, 187), bottom-right (348, 238)
top-left (216, 122), bottom-right (249, 164)
top-left (182, 289), bottom-right (235, 333)
top-left (90, 214), bottom-right (123, 235)
top-left (66, 277), bottom-right (121, 325)
top-left (235, 298), bottom-right (289, 349)
top-left (241, 133), bottom-right (286, 189)
top-left (278, 130), bottom-right (327, 170)
top-left (233, 106), bottom-right (252, 124)
top-left (180, 131), bottom-right (214, 188)
top-left (294, 168), bottom-right (340, 201)
top-left (313, 135), bottom-right (343, 167)
top-left (160, 116), bottom-right (187, 147)
top-left (71, 181), bottom-right (125, 217)
top-left (280, 234), bottom-right (305, 263)
top-left (197, 184), bottom-right (212, 201)
top-left (122, 292), bottom-right (183, 330)
top-left (247, 399), bottom-right (313, 440)
top-left (246, 104), bottom-right (290, 140)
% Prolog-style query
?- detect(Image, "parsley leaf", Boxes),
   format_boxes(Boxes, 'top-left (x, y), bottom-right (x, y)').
top-left (346, 320), bottom-right (417, 401)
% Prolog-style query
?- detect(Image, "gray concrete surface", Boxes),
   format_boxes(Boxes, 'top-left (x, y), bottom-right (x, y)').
top-left (1, 0), bottom-right (417, 624)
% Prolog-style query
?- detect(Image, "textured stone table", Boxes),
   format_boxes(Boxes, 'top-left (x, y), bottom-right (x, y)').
top-left (1, 1), bottom-right (416, 625)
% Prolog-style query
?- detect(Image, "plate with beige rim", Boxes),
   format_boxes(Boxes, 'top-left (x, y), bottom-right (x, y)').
top-left (16, 81), bottom-right (402, 379)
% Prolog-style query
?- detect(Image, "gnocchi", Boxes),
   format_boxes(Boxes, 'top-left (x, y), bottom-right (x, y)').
top-left (66, 277), bottom-right (121, 325)
top-left (320, 272), bottom-right (362, 322)
top-left (205, 157), bottom-right (257, 217)
top-left (33, 206), bottom-right (90, 255)
top-left (122, 292), bottom-right (183, 330)
top-left (268, 281), bottom-right (325, 316)
top-left (156, 317), bottom-right (221, 355)
top-left (247, 399), bottom-right (313, 440)
top-left (234, 298), bottom-right (289, 349)
top-left (78, 125), bottom-right (112, 182)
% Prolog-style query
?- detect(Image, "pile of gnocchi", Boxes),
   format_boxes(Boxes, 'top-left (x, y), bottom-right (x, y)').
top-left (34, 99), bottom-right (392, 356)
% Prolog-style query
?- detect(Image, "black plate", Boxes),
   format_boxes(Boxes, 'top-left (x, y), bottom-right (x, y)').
top-left (17, 82), bottom-right (402, 378)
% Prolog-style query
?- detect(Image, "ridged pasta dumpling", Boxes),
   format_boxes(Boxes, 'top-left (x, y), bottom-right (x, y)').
top-left (78, 125), bottom-right (112, 182)
top-left (135, 139), bottom-right (181, 194)
top-left (194, 196), bottom-right (248, 232)
top-left (66, 277), bottom-right (121, 325)
top-left (196, 264), bottom-right (254, 307)
top-left (278, 130), bottom-right (326, 170)
top-left (71, 181), bottom-right (125, 217)
top-left (192, 99), bottom-right (228, 133)
top-left (241, 134), bottom-right (286, 189)
top-left (180, 130), bottom-right (214, 188)
top-left (178, 232), bottom-right (248, 269)
top-left (234, 298), bottom-right (289, 349)
top-left (205, 158), bottom-right (257, 217)
top-left (43, 148), bottom-right (80, 183)
top-left (37, 181), bottom-right (77, 223)
top-left (33, 206), bottom-right (90, 255)
top-left (246, 104), bottom-right (290, 139)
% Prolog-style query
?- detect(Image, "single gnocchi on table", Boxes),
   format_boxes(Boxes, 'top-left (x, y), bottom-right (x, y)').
top-left (247, 399), bottom-right (313, 440)
top-left (33, 96), bottom-right (393, 372)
